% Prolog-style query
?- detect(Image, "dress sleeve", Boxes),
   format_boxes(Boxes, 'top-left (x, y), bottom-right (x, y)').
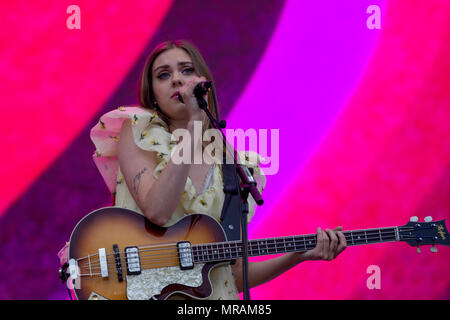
top-left (90, 106), bottom-right (172, 194)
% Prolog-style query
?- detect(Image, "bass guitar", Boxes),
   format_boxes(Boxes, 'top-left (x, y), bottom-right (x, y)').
top-left (63, 207), bottom-right (450, 300)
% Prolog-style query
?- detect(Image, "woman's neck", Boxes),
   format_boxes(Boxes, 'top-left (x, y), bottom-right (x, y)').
top-left (169, 118), bottom-right (202, 133)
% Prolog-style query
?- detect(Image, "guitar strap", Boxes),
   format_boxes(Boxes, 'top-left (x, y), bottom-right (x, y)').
top-left (220, 162), bottom-right (242, 242)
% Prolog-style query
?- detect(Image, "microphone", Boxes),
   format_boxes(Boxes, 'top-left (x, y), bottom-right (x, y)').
top-left (193, 80), bottom-right (212, 97)
top-left (176, 80), bottom-right (212, 103)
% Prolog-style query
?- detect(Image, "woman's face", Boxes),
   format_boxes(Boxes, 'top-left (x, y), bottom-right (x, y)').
top-left (151, 47), bottom-right (198, 121)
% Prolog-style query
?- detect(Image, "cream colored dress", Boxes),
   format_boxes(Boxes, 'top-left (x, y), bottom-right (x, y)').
top-left (90, 105), bottom-right (266, 300)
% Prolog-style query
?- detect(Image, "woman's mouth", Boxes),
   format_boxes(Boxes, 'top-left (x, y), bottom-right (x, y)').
top-left (171, 92), bottom-right (184, 103)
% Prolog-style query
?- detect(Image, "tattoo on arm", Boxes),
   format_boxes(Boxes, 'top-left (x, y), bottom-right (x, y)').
top-left (132, 167), bottom-right (148, 196)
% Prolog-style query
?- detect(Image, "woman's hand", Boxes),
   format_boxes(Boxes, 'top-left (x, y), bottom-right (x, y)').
top-left (293, 227), bottom-right (347, 263)
top-left (179, 75), bottom-right (209, 122)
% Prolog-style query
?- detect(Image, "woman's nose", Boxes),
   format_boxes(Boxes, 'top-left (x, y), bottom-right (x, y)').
top-left (172, 73), bottom-right (184, 87)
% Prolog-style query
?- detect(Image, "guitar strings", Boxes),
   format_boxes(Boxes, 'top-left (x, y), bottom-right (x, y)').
top-left (77, 231), bottom-right (409, 274)
top-left (77, 228), bottom-right (409, 264)
top-left (79, 236), bottom-right (423, 277)
top-left (81, 236), bottom-right (423, 277)
top-left (78, 229), bottom-right (404, 267)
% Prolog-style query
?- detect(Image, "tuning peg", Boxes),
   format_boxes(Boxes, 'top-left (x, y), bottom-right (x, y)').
top-left (417, 246), bottom-right (421, 254)
top-left (424, 216), bottom-right (433, 222)
top-left (430, 245), bottom-right (437, 253)
top-left (410, 216), bottom-right (419, 222)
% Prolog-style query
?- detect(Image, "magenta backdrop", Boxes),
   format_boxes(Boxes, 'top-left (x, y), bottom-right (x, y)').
top-left (0, 0), bottom-right (449, 299)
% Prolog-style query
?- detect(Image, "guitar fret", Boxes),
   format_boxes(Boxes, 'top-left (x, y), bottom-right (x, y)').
top-left (219, 243), bottom-right (224, 260)
top-left (259, 240), bottom-right (266, 254)
top-left (214, 243), bottom-right (219, 260)
top-left (306, 236), bottom-right (314, 250)
top-left (224, 242), bottom-right (230, 259)
top-left (286, 236), bottom-right (294, 252)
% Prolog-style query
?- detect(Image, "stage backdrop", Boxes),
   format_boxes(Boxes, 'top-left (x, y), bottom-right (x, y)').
top-left (0, 0), bottom-right (449, 300)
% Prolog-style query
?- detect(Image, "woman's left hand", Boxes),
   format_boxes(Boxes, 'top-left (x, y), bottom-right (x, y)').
top-left (293, 226), bottom-right (347, 263)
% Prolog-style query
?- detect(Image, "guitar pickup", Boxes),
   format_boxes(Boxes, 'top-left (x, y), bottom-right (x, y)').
top-left (177, 241), bottom-right (194, 270)
top-left (125, 246), bottom-right (141, 275)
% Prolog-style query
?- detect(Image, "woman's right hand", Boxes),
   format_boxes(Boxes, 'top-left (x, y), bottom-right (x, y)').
top-left (178, 75), bottom-right (209, 122)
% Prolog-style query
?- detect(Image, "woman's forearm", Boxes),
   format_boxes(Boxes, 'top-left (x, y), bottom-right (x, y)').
top-left (232, 252), bottom-right (305, 292)
top-left (143, 120), bottom-right (201, 225)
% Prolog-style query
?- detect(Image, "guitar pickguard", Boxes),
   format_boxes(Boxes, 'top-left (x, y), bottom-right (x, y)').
top-left (126, 263), bottom-right (205, 300)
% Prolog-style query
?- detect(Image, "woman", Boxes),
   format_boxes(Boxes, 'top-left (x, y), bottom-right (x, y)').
top-left (88, 40), bottom-right (346, 299)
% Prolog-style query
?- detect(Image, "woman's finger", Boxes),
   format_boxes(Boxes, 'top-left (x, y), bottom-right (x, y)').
top-left (321, 228), bottom-right (330, 260)
top-left (326, 228), bottom-right (338, 260)
top-left (314, 227), bottom-right (324, 260)
top-left (336, 230), bottom-right (347, 255)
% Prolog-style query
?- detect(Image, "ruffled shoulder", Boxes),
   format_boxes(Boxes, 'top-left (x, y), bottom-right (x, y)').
top-left (90, 105), bottom-right (172, 193)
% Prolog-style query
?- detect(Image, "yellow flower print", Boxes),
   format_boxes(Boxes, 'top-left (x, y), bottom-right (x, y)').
top-left (99, 120), bottom-right (106, 129)
top-left (118, 106), bottom-right (125, 111)
top-left (158, 152), bottom-right (167, 159)
top-left (148, 114), bottom-right (157, 124)
top-left (95, 150), bottom-right (101, 157)
top-left (199, 199), bottom-right (207, 206)
top-left (150, 138), bottom-right (160, 145)
top-left (109, 135), bottom-right (119, 142)
top-left (132, 114), bottom-right (138, 125)
top-left (117, 176), bottom-right (123, 184)
top-left (140, 131), bottom-right (148, 140)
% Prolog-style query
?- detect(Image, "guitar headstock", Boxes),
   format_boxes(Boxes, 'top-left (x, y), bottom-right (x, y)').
top-left (398, 216), bottom-right (450, 253)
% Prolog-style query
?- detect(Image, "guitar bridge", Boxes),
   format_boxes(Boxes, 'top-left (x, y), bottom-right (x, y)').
top-left (177, 241), bottom-right (194, 270)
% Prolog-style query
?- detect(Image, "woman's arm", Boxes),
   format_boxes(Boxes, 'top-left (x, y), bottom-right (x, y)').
top-left (231, 227), bottom-right (347, 292)
top-left (118, 119), bottom-right (201, 226)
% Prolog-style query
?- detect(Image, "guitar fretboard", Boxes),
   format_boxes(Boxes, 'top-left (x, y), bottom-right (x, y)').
top-left (192, 227), bottom-right (398, 263)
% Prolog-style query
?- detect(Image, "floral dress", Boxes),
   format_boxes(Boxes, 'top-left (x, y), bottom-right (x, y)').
top-left (89, 105), bottom-right (266, 300)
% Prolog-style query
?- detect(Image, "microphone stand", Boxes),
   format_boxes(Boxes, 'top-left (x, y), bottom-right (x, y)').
top-left (194, 83), bottom-right (263, 300)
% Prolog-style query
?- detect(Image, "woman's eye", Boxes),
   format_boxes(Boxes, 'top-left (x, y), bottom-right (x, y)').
top-left (157, 72), bottom-right (169, 79)
top-left (182, 67), bottom-right (194, 74)
top-left (157, 68), bottom-right (194, 80)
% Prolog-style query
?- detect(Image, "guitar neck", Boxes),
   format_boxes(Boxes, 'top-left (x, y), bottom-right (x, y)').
top-left (192, 226), bottom-right (399, 263)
